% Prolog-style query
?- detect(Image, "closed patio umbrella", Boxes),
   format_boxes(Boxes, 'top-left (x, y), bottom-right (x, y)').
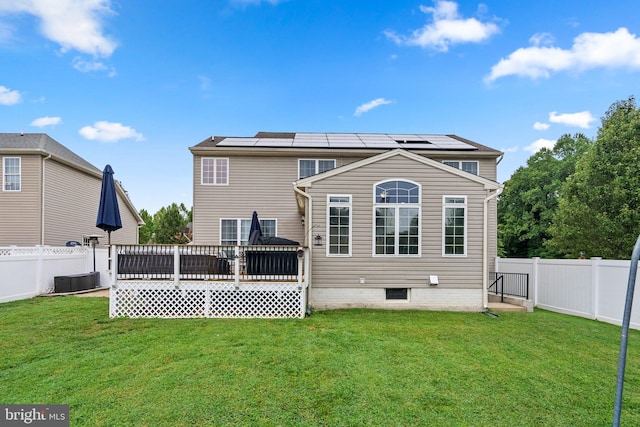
top-left (248, 211), bottom-right (262, 245)
top-left (96, 164), bottom-right (122, 269)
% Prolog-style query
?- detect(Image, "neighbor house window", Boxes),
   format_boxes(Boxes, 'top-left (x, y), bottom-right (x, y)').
top-left (202, 158), bottom-right (228, 185)
top-left (298, 159), bottom-right (335, 179)
top-left (443, 161), bottom-right (478, 175)
top-left (220, 218), bottom-right (276, 245)
top-left (374, 180), bottom-right (421, 256)
top-left (3, 157), bottom-right (20, 191)
top-left (327, 195), bottom-right (351, 256)
top-left (443, 196), bottom-right (467, 256)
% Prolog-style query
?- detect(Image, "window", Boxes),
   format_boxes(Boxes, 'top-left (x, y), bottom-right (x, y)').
top-left (386, 288), bottom-right (409, 300)
top-left (443, 160), bottom-right (478, 175)
top-left (327, 195), bottom-right (351, 256)
top-left (374, 180), bottom-right (421, 256)
top-left (298, 159), bottom-right (335, 179)
top-left (443, 196), bottom-right (467, 256)
top-left (202, 158), bottom-right (228, 185)
top-left (220, 218), bottom-right (276, 245)
top-left (3, 157), bottom-right (20, 191)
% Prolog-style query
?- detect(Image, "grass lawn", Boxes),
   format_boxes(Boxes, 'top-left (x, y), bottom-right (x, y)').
top-left (1, 297), bottom-right (639, 426)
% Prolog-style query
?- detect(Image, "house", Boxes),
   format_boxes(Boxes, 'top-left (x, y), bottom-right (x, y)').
top-left (0, 133), bottom-right (143, 247)
top-left (189, 132), bottom-right (502, 311)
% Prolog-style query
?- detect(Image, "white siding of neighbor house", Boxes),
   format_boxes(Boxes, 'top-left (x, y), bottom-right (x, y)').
top-left (0, 154), bottom-right (42, 246)
top-left (305, 155), bottom-right (489, 292)
top-left (43, 160), bottom-right (139, 246)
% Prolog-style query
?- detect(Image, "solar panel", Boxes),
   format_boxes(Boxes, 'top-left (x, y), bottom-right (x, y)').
top-left (215, 133), bottom-right (478, 150)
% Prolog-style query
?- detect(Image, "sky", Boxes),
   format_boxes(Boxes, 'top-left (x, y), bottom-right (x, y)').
top-left (1, 0), bottom-right (639, 214)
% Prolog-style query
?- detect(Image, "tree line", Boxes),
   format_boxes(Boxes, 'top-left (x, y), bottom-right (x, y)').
top-left (138, 203), bottom-right (192, 244)
top-left (499, 96), bottom-right (640, 259)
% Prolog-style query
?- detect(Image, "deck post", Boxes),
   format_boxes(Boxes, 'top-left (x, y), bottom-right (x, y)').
top-left (234, 246), bottom-right (240, 287)
top-left (173, 246), bottom-right (180, 287)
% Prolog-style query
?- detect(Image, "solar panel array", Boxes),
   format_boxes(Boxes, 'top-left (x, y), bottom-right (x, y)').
top-left (216, 133), bottom-right (477, 150)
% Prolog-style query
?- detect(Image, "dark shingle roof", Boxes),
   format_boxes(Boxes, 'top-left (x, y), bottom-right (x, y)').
top-left (0, 133), bottom-right (100, 172)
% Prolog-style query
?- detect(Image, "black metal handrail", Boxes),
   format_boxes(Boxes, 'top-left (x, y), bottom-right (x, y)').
top-left (489, 272), bottom-right (529, 301)
top-left (114, 244), bottom-right (305, 282)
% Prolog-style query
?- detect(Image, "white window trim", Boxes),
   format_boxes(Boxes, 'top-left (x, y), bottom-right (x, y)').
top-left (442, 195), bottom-right (467, 257)
top-left (298, 159), bottom-right (336, 179)
top-left (372, 179), bottom-right (422, 258)
top-left (201, 157), bottom-right (229, 186)
top-left (442, 160), bottom-right (479, 175)
top-left (3, 156), bottom-right (21, 192)
top-left (219, 218), bottom-right (277, 245)
top-left (326, 194), bottom-right (352, 257)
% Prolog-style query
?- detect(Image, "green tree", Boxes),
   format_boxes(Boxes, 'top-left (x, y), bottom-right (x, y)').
top-left (153, 203), bottom-right (192, 244)
top-left (498, 133), bottom-right (591, 258)
top-left (138, 209), bottom-right (155, 244)
top-left (548, 96), bottom-right (640, 259)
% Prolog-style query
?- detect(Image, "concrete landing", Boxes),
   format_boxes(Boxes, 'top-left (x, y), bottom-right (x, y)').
top-left (487, 302), bottom-right (528, 312)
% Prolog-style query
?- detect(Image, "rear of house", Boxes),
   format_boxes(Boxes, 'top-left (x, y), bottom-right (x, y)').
top-left (190, 132), bottom-right (502, 311)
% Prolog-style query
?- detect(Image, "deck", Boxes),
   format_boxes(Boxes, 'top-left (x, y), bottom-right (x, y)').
top-left (109, 244), bottom-right (309, 319)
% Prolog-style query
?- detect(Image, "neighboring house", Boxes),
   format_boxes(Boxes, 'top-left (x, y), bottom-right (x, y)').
top-left (189, 132), bottom-right (503, 311)
top-left (0, 133), bottom-right (143, 247)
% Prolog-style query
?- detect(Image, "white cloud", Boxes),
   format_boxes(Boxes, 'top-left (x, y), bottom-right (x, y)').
top-left (384, 1), bottom-right (501, 52)
top-left (354, 98), bottom-right (394, 117)
top-left (529, 32), bottom-right (554, 47)
top-left (0, 0), bottom-right (117, 57)
top-left (486, 27), bottom-right (640, 82)
top-left (30, 116), bottom-right (61, 127)
top-left (0, 85), bottom-right (21, 105)
top-left (549, 111), bottom-right (595, 129)
top-left (501, 146), bottom-right (518, 153)
top-left (533, 122), bottom-right (550, 131)
top-left (79, 121), bottom-right (145, 142)
top-left (525, 138), bottom-right (556, 153)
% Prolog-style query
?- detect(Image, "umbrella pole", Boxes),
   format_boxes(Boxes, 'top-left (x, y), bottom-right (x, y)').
top-left (107, 231), bottom-right (112, 271)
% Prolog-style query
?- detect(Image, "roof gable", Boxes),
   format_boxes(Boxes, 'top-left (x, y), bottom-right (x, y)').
top-left (0, 133), bottom-right (100, 172)
top-left (295, 148), bottom-right (501, 190)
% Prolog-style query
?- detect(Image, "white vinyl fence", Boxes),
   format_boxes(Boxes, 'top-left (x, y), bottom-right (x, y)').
top-left (496, 257), bottom-right (640, 329)
top-left (0, 246), bottom-right (109, 303)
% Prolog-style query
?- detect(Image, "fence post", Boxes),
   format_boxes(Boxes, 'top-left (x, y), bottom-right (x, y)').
top-left (36, 245), bottom-right (45, 294)
top-left (532, 257), bottom-right (540, 307)
top-left (591, 257), bottom-right (602, 320)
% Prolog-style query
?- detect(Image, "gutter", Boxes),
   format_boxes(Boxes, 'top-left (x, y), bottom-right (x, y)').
top-left (293, 182), bottom-right (312, 312)
top-left (41, 154), bottom-right (52, 244)
top-left (483, 187), bottom-right (503, 310)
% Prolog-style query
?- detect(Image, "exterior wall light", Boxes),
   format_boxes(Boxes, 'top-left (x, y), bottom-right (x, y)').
top-left (314, 234), bottom-right (323, 246)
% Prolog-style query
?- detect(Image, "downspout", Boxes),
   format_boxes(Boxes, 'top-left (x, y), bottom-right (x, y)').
top-left (41, 154), bottom-right (52, 245)
top-left (293, 183), bottom-right (312, 312)
top-left (483, 187), bottom-right (502, 310)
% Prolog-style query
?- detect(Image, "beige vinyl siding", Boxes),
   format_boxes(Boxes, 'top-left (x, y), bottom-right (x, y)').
top-left (43, 160), bottom-right (139, 246)
top-left (192, 154), bottom-right (356, 245)
top-left (307, 155), bottom-right (488, 291)
top-left (0, 154), bottom-right (41, 245)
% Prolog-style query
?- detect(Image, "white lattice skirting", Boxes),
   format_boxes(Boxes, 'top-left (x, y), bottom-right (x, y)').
top-left (110, 281), bottom-right (307, 319)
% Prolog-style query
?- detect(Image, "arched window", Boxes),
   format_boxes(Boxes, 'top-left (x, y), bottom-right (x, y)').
top-left (373, 180), bottom-right (421, 256)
